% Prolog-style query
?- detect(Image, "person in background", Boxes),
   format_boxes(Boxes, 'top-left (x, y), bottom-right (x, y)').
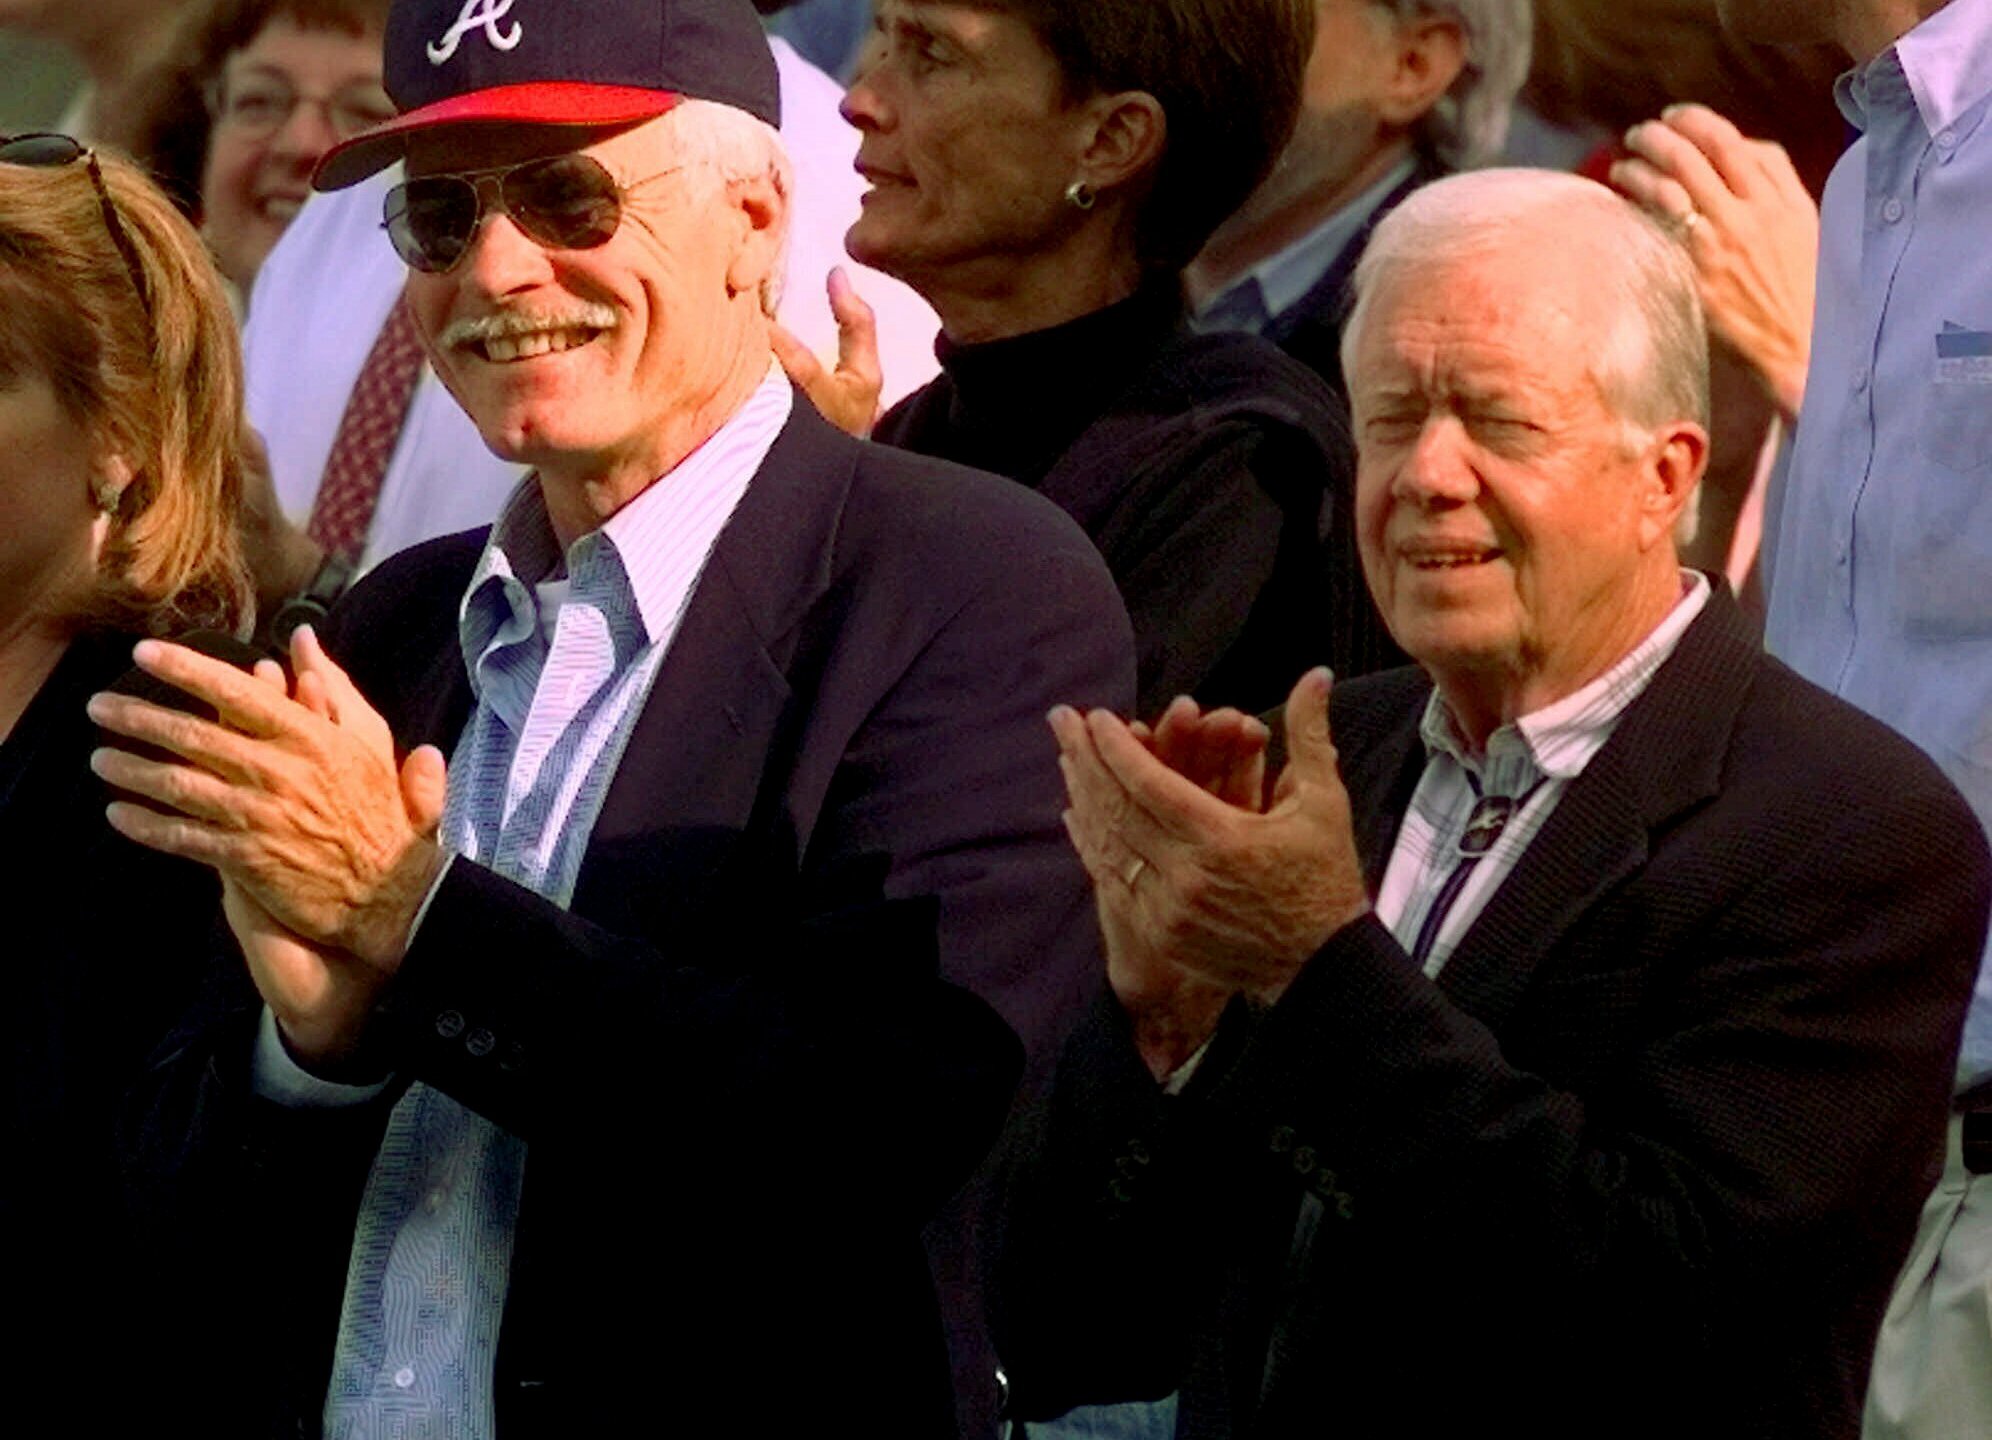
top-left (0, 134), bottom-right (254, 1409)
top-left (999, 169), bottom-right (1989, 1440)
top-left (117, 0), bottom-right (392, 297)
top-left (0, 0), bottom-right (189, 137)
top-left (853, 0), bottom-right (1401, 719)
top-left (1530, 0), bottom-right (1841, 603)
top-left (1187, 0), bottom-right (1532, 397)
top-left (1671, 2), bottom-right (1992, 1436)
top-left (763, 0), bottom-right (874, 78)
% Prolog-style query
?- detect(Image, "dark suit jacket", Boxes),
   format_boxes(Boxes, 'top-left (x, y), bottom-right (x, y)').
top-left (993, 586), bottom-right (1991, 1439)
top-left (126, 403), bottom-right (1135, 1437)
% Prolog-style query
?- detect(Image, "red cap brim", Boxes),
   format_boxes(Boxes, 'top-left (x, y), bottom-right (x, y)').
top-left (313, 83), bottom-right (685, 192)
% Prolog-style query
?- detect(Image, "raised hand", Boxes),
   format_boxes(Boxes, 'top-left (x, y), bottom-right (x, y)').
top-left (1611, 104), bottom-right (1818, 421)
top-left (770, 267), bottom-right (885, 436)
top-left (88, 629), bottom-right (446, 991)
top-left (1050, 669), bottom-right (1370, 1078)
top-left (116, 630), bottom-right (453, 1066)
top-left (1136, 695), bottom-right (1271, 811)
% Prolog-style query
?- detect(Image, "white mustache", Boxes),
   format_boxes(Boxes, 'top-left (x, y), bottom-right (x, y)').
top-left (439, 304), bottom-right (618, 350)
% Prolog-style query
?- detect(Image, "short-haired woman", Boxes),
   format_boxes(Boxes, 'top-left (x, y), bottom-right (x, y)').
top-left (847, 0), bottom-right (1401, 717)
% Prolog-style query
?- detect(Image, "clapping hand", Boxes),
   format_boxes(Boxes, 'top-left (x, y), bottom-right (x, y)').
top-left (89, 626), bottom-right (446, 1066)
top-left (1050, 669), bottom-right (1371, 1079)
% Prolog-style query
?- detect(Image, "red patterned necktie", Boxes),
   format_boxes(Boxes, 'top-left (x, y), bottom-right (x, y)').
top-left (305, 292), bottom-right (427, 562)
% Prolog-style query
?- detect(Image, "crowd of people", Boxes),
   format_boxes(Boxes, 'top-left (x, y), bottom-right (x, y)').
top-left (2, 0), bottom-right (1990, 1437)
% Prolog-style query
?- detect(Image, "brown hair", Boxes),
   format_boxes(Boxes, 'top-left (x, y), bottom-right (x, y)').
top-left (1528, 0), bottom-right (1846, 195)
top-left (112, 0), bottom-right (391, 218)
top-left (969, 0), bottom-right (1316, 270)
top-left (0, 148), bottom-right (254, 636)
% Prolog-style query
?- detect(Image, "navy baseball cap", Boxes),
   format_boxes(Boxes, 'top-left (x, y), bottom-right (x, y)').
top-left (314, 0), bottom-right (781, 191)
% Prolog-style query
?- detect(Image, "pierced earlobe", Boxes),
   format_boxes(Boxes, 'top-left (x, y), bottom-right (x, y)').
top-left (1064, 180), bottom-right (1096, 211)
top-left (91, 455), bottom-right (136, 517)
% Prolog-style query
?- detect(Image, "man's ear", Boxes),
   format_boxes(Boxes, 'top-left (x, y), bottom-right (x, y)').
top-left (1376, 15), bottom-right (1468, 130)
top-left (1637, 419), bottom-right (1710, 551)
top-left (1076, 89), bottom-right (1168, 195)
top-left (725, 169), bottom-right (787, 307)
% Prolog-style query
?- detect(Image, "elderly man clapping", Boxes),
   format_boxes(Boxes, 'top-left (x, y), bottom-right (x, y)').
top-left (85, 0), bottom-right (1132, 1432)
top-left (995, 169), bottom-right (1990, 1440)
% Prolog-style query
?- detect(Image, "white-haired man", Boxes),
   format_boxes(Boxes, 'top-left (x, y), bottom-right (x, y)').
top-left (90, 0), bottom-right (1132, 1433)
top-left (1186, 0), bottom-right (1531, 393)
top-left (995, 170), bottom-right (1989, 1439)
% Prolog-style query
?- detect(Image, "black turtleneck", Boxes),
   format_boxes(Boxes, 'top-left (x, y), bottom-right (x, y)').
top-left (875, 279), bottom-right (1187, 487)
top-left (873, 278), bottom-right (1400, 717)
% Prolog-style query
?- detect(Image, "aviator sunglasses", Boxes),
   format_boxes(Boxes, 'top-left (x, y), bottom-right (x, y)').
top-left (0, 133), bottom-right (153, 320)
top-left (383, 153), bottom-right (684, 275)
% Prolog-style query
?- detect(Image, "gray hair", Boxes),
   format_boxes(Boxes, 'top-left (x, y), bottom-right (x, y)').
top-left (656, 98), bottom-right (795, 316)
top-left (1376, 0), bottom-right (1533, 168)
top-left (1341, 168), bottom-right (1710, 440)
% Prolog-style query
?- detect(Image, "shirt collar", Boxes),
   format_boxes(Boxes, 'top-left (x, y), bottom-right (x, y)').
top-left (1840, 0), bottom-right (1992, 136)
top-left (458, 364), bottom-right (794, 684)
top-left (1418, 571), bottom-right (1713, 785)
top-left (1200, 156), bottom-right (1418, 326)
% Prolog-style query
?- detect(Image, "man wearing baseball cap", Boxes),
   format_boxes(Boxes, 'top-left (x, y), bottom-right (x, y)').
top-left (99, 0), bottom-right (1133, 1432)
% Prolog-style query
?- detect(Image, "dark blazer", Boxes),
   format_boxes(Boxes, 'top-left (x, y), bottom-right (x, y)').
top-left (126, 403), bottom-right (1135, 1437)
top-left (993, 586), bottom-right (1991, 1439)
top-left (3, 633), bottom-right (228, 1415)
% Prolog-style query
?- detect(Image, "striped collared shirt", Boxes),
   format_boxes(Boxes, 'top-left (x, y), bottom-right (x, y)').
top-left (1374, 573), bottom-right (1710, 978)
top-left (270, 368), bottom-right (793, 1440)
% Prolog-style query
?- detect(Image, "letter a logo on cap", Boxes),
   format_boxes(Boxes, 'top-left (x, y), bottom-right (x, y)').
top-left (428, 0), bottom-right (523, 66)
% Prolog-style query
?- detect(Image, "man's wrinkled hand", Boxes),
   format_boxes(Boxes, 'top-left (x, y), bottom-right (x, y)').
top-left (1050, 669), bottom-right (1370, 1075)
top-left (213, 649), bottom-right (451, 1067)
top-left (88, 627), bottom-right (446, 974)
top-left (1133, 695), bottom-right (1271, 811)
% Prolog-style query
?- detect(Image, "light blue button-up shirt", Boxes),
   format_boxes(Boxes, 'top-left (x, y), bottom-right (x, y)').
top-left (1191, 157), bottom-right (1418, 336)
top-left (256, 369), bottom-right (792, 1438)
top-left (1762, 0), bottom-right (1992, 1085)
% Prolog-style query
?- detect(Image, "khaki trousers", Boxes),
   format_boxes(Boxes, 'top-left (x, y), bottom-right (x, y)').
top-left (1866, 1113), bottom-right (1992, 1438)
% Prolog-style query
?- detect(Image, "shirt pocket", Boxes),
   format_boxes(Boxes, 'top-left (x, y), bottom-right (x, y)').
top-left (1919, 370), bottom-right (1992, 474)
top-left (1905, 344), bottom-right (1992, 635)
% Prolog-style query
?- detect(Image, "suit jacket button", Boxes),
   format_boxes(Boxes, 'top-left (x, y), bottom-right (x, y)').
top-left (465, 1027), bottom-right (497, 1058)
top-left (435, 1010), bottom-right (466, 1040)
top-left (1269, 1125), bottom-right (1296, 1154)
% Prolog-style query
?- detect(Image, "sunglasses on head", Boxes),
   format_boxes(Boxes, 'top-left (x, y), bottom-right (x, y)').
top-left (383, 153), bottom-right (684, 276)
top-left (0, 133), bottom-right (153, 320)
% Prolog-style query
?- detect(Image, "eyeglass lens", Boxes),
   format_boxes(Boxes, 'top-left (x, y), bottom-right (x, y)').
top-left (385, 155), bottom-right (624, 274)
top-left (214, 76), bottom-right (396, 142)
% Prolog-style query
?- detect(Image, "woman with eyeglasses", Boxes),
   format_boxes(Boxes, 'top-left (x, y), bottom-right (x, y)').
top-left (0, 136), bottom-right (256, 1405)
top-left (843, 0), bottom-right (1402, 718)
top-left (116, 0), bottom-right (392, 297)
